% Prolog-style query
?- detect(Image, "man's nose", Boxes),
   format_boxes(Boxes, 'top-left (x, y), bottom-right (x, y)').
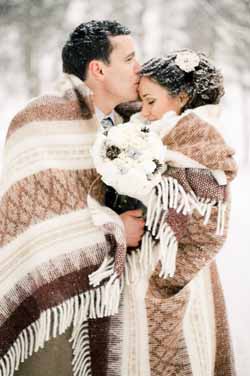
top-left (134, 60), bottom-right (141, 74)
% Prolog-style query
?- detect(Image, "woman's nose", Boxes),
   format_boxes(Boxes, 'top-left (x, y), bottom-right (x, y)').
top-left (141, 105), bottom-right (150, 119)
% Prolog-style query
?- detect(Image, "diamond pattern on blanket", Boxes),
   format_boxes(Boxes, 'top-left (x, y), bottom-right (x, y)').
top-left (0, 169), bottom-right (101, 246)
top-left (145, 271), bottom-right (192, 376)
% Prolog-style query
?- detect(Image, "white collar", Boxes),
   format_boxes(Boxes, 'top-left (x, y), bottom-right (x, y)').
top-left (95, 106), bottom-right (115, 124)
top-left (80, 80), bottom-right (115, 125)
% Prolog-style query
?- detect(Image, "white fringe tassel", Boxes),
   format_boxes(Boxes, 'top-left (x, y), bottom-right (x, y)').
top-left (158, 223), bottom-right (178, 278)
top-left (141, 177), bottom-right (192, 278)
top-left (88, 257), bottom-right (122, 317)
top-left (141, 177), bottom-right (227, 278)
top-left (216, 200), bottom-right (227, 236)
top-left (88, 240), bottom-right (155, 290)
top-left (0, 281), bottom-right (122, 376)
top-left (193, 197), bottom-right (227, 236)
top-left (70, 321), bottom-right (91, 376)
top-left (89, 257), bottom-right (114, 287)
top-left (146, 177), bottom-right (191, 231)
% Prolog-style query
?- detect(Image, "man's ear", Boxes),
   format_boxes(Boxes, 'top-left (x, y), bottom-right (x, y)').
top-left (88, 60), bottom-right (105, 81)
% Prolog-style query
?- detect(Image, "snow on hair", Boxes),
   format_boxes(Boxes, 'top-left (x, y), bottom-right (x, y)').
top-left (140, 49), bottom-right (225, 112)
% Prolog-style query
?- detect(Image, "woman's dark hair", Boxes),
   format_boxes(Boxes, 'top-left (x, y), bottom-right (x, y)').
top-left (62, 20), bottom-right (130, 81)
top-left (140, 49), bottom-right (225, 112)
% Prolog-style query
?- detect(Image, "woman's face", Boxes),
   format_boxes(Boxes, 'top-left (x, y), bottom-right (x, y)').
top-left (139, 76), bottom-right (184, 121)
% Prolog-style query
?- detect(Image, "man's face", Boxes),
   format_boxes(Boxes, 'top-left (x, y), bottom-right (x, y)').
top-left (101, 35), bottom-right (140, 104)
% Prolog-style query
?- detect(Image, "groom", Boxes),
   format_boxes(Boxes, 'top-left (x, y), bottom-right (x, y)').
top-left (62, 20), bottom-right (144, 247)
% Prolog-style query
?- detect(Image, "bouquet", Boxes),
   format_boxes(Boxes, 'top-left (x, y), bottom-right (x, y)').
top-left (91, 121), bottom-right (167, 204)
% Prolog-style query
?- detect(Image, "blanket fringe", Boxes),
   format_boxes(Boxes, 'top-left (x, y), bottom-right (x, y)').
top-left (89, 244), bottom-right (156, 290)
top-left (141, 177), bottom-right (226, 278)
top-left (158, 223), bottom-right (178, 278)
top-left (71, 321), bottom-right (91, 376)
top-left (146, 177), bottom-right (191, 229)
top-left (88, 257), bottom-right (115, 287)
top-left (192, 196), bottom-right (227, 236)
top-left (142, 177), bottom-right (191, 278)
top-left (0, 281), bottom-right (122, 376)
top-left (216, 200), bottom-right (227, 236)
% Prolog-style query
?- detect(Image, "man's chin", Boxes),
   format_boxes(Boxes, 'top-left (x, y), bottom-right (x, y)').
top-left (115, 90), bottom-right (140, 106)
top-left (126, 91), bottom-right (140, 102)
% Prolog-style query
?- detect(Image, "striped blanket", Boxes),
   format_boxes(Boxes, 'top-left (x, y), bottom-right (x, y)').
top-left (0, 73), bottom-right (237, 376)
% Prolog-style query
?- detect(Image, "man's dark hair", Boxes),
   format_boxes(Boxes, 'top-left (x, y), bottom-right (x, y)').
top-left (62, 20), bottom-right (130, 81)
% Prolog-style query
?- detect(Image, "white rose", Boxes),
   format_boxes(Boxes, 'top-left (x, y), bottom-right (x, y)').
top-left (175, 50), bottom-right (200, 73)
top-left (143, 160), bottom-right (156, 174)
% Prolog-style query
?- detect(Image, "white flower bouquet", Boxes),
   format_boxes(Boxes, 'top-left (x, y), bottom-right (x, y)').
top-left (91, 121), bottom-right (167, 204)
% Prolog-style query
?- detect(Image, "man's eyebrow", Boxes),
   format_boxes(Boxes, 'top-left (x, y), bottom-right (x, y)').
top-left (141, 93), bottom-right (150, 98)
top-left (125, 51), bottom-right (135, 59)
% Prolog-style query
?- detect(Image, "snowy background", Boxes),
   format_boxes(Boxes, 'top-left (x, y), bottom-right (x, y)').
top-left (0, 0), bottom-right (249, 374)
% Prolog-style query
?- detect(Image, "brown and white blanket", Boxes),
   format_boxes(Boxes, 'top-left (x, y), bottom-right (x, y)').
top-left (0, 73), bottom-right (237, 376)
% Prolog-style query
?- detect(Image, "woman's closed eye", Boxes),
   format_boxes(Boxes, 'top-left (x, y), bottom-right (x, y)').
top-left (147, 99), bottom-right (155, 105)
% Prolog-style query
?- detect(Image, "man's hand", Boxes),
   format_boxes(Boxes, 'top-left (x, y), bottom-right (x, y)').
top-left (120, 210), bottom-right (145, 248)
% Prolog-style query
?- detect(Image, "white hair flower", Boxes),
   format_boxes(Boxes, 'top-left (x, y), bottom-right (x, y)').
top-left (175, 50), bottom-right (200, 73)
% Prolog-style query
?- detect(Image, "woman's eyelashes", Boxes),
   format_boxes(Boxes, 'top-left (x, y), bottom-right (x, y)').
top-left (147, 99), bottom-right (155, 105)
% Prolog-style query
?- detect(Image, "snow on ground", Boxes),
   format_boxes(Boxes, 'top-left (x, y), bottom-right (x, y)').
top-left (217, 166), bottom-right (250, 375)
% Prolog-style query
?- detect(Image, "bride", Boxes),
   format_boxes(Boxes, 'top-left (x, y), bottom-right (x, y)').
top-left (138, 49), bottom-right (237, 376)
top-left (109, 49), bottom-right (238, 375)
